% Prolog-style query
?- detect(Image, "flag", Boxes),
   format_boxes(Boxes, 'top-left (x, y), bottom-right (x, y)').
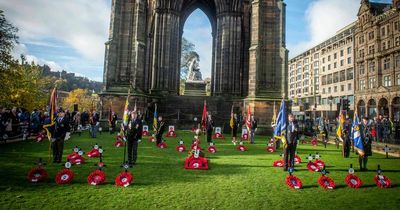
top-left (271, 101), bottom-right (277, 127)
top-left (153, 104), bottom-right (158, 132)
top-left (122, 90), bottom-right (130, 128)
top-left (43, 87), bottom-right (57, 140)
top-left (245, 105), bottom-right (251, 131)
top-left (108, 104), bottom-right (113, 126)
top-left (352, 111), bottom-right (365, 156)
top-left (229, 105), bottom-right (234, 129)
top-left (273, 99), bottom-right (287, 147)
top-left (201, 100), bottom-right (207, 129)
top-left (337, 110), bottom-right (344, 141)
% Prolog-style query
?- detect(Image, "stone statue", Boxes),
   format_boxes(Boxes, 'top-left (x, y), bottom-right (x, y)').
top-left (187, 57), bottom-right (203, 81)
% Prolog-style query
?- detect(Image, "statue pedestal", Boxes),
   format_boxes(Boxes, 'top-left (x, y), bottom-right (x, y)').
top-left (184, 81), bottom-right (206, 96)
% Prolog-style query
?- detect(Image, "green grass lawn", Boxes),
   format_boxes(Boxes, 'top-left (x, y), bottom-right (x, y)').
top-left (0, 131), bottom-right (399, 210)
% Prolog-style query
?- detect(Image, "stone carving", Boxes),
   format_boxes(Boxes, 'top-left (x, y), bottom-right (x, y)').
top-left (187, 57), bottom-right (203, 82)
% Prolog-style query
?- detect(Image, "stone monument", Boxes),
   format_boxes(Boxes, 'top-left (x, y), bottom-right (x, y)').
top-left (184, 57), bottom-right (206, 96)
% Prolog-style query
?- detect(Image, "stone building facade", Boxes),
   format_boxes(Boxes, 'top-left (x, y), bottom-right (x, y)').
top-left (288, 23), bottom-right (356, 120)
top-left (355, 0), bottom-right (400, 120)
top-left (101, 0), bottom-right (288, 131)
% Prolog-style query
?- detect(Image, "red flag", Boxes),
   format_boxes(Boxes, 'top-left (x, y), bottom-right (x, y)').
top-left (246, 105), bottom-right (251, 131)
top-left (201, 100), bottom-right (207, 129)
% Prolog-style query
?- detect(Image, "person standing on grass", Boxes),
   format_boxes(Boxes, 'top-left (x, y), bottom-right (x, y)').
top-left (284, 113), bottom-right (299, 171)
top-left (89, 111), bottom-right (99, 138)
top-left (249, 115), bottom-right (257, 144)
top-left (52, 109), bottom-right (70, 163)
top-left (127, 111), bottom-right (141, 167)
top-left (360, 117), bottom-right (372, 171)
top-left (206, 114), bottom-right (214, 144)
top-left (342, 118), bottom-right (351, 158)
top-left (155, 115), bottom-right (166, 145)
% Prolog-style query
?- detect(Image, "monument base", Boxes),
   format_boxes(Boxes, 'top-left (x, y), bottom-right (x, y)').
top-left (184, 81), bottom-right (206, 96)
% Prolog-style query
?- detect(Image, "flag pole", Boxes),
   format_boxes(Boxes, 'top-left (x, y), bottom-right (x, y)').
top-left (122, 88), bottom-right (131, 164)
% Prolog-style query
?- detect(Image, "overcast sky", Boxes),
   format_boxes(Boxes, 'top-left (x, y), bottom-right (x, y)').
top-left (0, 0), bottom-right (392, 82)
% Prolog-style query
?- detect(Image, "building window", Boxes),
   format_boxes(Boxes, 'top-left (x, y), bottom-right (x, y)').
top-left (340, 60), bottom-right (344, 66)
top-left (334, 62), bottom-right (337, 69)
top-left (383, 75), bottom-right (392, 87)
top-left (334, 86), bottom-right (338, 92)
top-left (340, 70), bottom-right (346, 81)
top-left (328, 55), bottom-right (331, 62)
top-left (369, 77), bottom-right (376, 89)
top-left (347, 68), bottom-right (354, 80)
top-left (304, 58), bottom-right (309, 64)
top-left (328, 64), bottom-right (331, 70)
top-left (314, 53), bottom-right (319, 59)
top-left (334, 72), bottom-right (339, 83)
top-left (396, 55), bottom-right (400, 68)
top-left (369, 45), bottom-right (374, 55)
top-left (322, 88), bottom-right (325, 94)
top-left (328, 87), bottom-right (331, 93)
top-left (360, 80), bottom-right (365, 90)
top-left (341, 85), bottom-right (344, 91)
top-left (395, 21), bottom-right (399, 31)
top-left (396, 74), bottom-right (400, 85)
top-left (359, 63), bottom-right (365, 75)
top-left (369, 61), bottom-right (375, 72)
top-left (348, 83), bottom-right (352, 91)
top-left (347, 47), bottom-right (352, 54)
top-left (322, 75), bottom-right (327, 85)
top-left (382, 27), bottom-right (386, 36)
top-left (369, 31), bottom-right (374, 40)
top-left (334, 53), bottom-right (337, 59)
top-left (340, 50), bottom-right (344, 57)
top-left (382, 41), bottom-right (386, 50)
top-left (322, 58), bottom-right (325, 63)
top-left (327, 74), bottom-right (333, 84)
top-left (314, 61), bottom-right (319, 68)
top-left (322, 66), bottom-right (325, 72)
top-left (347, 57), bottom-right (352, 64)
top-left (396, 37), bottom-right (400, 47)
top-left (384, 57), bottom-right (391, 70)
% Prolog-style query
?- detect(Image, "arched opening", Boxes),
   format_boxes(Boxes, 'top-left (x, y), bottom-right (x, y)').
top-left (368, 99), bottom-right (377, 119)
top-left (357, 100), bottom-right (366, 118)
top-left (179, 1), bottom-right (216, 96)
top-left (378, 98), bottom-right (389, 117)
top-left (392, 97), bottom-right (400, 121)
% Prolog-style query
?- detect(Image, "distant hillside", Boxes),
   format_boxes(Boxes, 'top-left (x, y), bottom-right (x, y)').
top-left (41, 65), bottom-right (102, 93)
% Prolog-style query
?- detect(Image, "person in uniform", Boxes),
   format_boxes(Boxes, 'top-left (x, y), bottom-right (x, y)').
top-left (155, 116), bottom-right (166, 145)
top-left (206, 114), bottom-right (214, 143)
top-left (127, 111), bottom-right (142, 167)
top-left (284, 113), bottom-right (298, 171)
top-left (110, 112), bottom-right (118, 134)
top-left (360, 117), bottom-right (373, 171)
top-left (249, 115), bottom-right (257, 144)
top-left (342, 118), bottom-right (351, 158)
top-left (52, 109), bottom-right (70, 163)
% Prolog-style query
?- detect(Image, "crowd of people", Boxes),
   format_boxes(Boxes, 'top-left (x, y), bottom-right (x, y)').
top-left (0, 106), bottom-right (108, 142)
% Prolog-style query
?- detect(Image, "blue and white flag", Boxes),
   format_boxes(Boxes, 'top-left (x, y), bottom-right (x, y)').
top-left (274, 99), bottom-right (287, 147)
top-left (352, 111), bottom-right (365, 156)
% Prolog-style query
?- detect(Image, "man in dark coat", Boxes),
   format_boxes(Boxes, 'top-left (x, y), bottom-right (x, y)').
top-left (284, 113), bottom-right (298, 171)
top-left (249, 115), bottom-right (257, 144)
top-left (206, 114), bottom-right (214, 143)
top-left (342, 119), bottom-right (352, 158)
top-left (52, 109), bottom-right (70, 163)
top-left (155, 116), bottom-right (166, 145)
top-left (360, 117), bottom-right (373, 171)
top-left (127, 111), bottom-right (142, 167)
top-left (110, 112), bottom-right (118, 134)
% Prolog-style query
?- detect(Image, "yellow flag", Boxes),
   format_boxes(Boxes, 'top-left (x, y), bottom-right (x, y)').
top-left (229, 105), bottom-right (234, 128)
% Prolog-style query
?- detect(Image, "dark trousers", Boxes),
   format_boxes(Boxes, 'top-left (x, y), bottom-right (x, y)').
top-left (343, 139), bottom-right (351, 158)
top-left (156, 134), bottom-right (162, 145)
top-left (284, 142), bottom-right (297, 169)
top-left (207, 131), bottom-right (212, 143)
top-left (52, 138), bottom-right (64, 162)
top-left (127, 138), bottom-right (138, 164)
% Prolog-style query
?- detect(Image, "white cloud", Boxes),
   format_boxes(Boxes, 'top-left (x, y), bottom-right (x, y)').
top-left (12, 43), bottom-right (64, 71)
top-left (0, 0), bottom-right (110, 61)
top-left (288, 0), bottom-right (360, 58)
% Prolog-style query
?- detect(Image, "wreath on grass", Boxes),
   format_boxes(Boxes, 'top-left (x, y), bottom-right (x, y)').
top-left (273, 160), bottom-right (284, 167)
top-left (307, 162), bottom-right (320, 172)
top-left (27, 168), bottom-right (48, 183)
top-left (286, 175), bottom-right (303, 189)
top-left (374, 175), bottom-right (392, 188)
top-left (208, 145), bottom-right (217, 153)
top-left (55, 169), bottom-right (74, 185)
top-left (345, 174), bottom-right (362, 189)
top-left (115, 172), bottom-right (133, 187)
top-left (87, 170), bottom-right (106, 186)
top-left (318, 176), bottom-right (336, 189)
top-left (176, 145), bottom-right (186, 153)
